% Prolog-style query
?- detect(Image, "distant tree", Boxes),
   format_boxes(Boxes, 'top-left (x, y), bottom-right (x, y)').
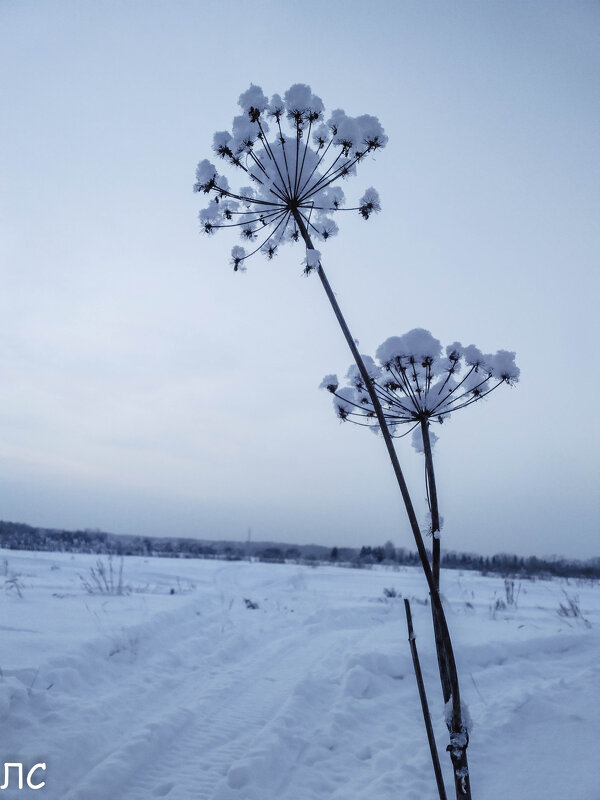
top-left (258, 547), bottom-right (284, 563)
top-left (142, 538), bottom-right (154, 556)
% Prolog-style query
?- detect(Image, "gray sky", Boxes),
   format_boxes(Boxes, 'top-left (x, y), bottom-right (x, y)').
top-left (1, 0), bottom-right (598, 558)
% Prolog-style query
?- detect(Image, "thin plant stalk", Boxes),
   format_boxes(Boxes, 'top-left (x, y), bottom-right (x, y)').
top-left (421, 418), bottom-right (441, 587)
top-left (420, 422), bottom-right (470, 800)
top-left (293, 209), bottom-right (471, 799)
top-left (404, 598), bottom-right (448, 800)
top-left (421, 418), bottom-right (453, 706)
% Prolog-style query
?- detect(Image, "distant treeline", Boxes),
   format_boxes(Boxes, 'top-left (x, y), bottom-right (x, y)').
top-left (355, 545), bottom-right (600, 580)
top-left (1, 520), bottom-right (598, 579)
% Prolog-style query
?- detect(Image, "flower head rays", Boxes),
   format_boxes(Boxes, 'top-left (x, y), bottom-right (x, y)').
top-left (194, 83), bottom-right (387, 271)
top-left (321, 328), bottom-right (519, 445)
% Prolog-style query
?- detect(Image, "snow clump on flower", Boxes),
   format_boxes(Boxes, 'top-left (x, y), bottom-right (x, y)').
top-left (304, 249), bottom-right (322, 273)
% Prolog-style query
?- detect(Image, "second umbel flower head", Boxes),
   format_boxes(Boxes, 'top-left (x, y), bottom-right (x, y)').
top-left (321, 328), bottom-right (520, 446)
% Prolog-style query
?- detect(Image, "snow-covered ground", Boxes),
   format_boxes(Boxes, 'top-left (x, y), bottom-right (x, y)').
top-left (1, 550), bottom-right (598, 800)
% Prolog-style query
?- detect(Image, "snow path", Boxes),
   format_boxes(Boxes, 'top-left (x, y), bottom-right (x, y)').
top-left (1, 552), bottom-right (599, 799)
top-left (88, 618), bottom-right (356, 799)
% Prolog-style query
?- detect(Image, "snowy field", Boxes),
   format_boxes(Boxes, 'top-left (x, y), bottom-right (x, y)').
top-left (1, 550), bottom-right (599, 800)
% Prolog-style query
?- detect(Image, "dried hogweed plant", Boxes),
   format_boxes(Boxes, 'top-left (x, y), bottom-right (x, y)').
top-left (322, 328), bottom-right (520, 588)
top-left (195, 83), bottom-right (385, 272)
top-left (195, 84), bottom-right (473, 799)
top-left (323, 330), bottom-right (519, 788)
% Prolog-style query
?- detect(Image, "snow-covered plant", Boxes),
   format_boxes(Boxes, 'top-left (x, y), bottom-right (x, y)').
top-left (4, 573), bottom-right (24, 599)
top-left (322, 328), bottom-right (519, 586)
top-left (194, 83), bottom-right (386, 272)
top-left (323, 328), bottom-right (518, 437)
top-left (557, 591), bottom-right (591, 627)
top-left (3, 559), bottom-right (25, 598)
top-left (195, 86), bottom-right (471, 799)
top-left (323, 328), bottom-right (518, 800)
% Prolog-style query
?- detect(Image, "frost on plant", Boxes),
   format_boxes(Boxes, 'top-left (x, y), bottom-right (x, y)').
top-left (321, 328), bottom-right (519, 444)
top-left (194, 83), bottom-right (387, 271)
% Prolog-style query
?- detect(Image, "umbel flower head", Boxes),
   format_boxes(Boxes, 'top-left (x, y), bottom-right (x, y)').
top-left (321, 328), bottom-right (519, 446)
top-left (194, 83), bottom-right (387, 272)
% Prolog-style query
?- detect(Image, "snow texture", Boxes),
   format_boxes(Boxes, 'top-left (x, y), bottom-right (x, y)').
top-left (305, 248), bottom-right (322, 270)
top-left (376, 329), bottom-right (443, 365)
top-left (359, 187), bottom-right (381, 218)
top-left (1, 550), bottom-right (598, 800)
top-left (238, 84), bottom-right (269, 116)
top-left (319, 374), bottom-right (339, 392)
top-left (411, 424), bottom-right (439, 453)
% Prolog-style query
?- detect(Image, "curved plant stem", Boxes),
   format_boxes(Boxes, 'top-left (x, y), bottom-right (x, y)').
top-left (292, 209), bottom-right (471, 799)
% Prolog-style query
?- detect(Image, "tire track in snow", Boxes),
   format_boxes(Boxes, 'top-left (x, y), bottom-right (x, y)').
top-left (124, 630), bottom-right (337, 799)
top-left (60, 605), bottom-right (357, 800)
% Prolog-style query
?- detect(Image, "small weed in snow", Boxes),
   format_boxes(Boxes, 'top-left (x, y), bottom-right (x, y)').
top-left (5, 574), bottom-right (25, 599)
top-left (557, 591), bottom-right (591, 627)
top-left (489, 597), bottom-right (507, 619)
top-left (3, 559), bottom-right (25, 598)
top-left (80, 556), bottom-right (128, 596)
top-left (489, 579), bottom-right (522, 619)
top-left (504, 579), bottom-right (521, 607)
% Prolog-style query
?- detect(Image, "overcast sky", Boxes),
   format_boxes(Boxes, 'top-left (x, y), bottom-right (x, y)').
top-left (1, 0), bottom-right (598, 558)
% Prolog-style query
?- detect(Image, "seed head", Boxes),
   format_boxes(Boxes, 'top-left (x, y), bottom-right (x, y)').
top-left (195, 84), bottom-right (388, 272)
